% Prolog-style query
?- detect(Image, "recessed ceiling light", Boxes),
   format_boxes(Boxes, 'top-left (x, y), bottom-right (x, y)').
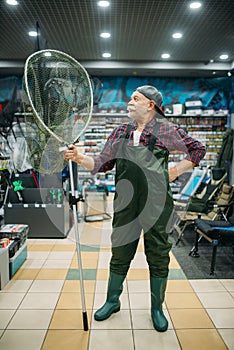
top-left (6, 0), bottom-right (18, 5)
top-left (212, 72), bottom-right (216, 75)
top-left (227, 72), bottom-right (232, 77)
top-left (209, 59), bottom-right (214, 63)
top-left (220, 54), bottom-right (229, 60)
top-left (102, 52), bottom-right (111, 58)
top-left (28, 31), bottom-right (38, 37)
top-left (190, 2), bottom-right (202, 9)
top-left (44, 52), bottom-right (52, 57)
top-left (100, 32), bottom-right (111, 38)
top-left (98, 1), bottom-right (110, 7)
top-left (172, 32), bottom-right (183, 39)
top-left (161, 53), bottom-right (170, 59)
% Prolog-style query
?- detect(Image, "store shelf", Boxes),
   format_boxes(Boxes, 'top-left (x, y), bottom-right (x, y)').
top-left (82, 114), bottom-right (227, 169)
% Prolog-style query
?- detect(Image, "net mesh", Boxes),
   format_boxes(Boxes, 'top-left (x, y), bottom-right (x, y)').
top-left (22, 50), bottom-right (93, 174)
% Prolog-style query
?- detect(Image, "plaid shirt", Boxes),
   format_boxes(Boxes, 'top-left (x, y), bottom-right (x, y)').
top-left (92, 117), bottom-right (206, 174)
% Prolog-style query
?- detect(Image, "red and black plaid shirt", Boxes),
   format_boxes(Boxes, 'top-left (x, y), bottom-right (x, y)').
top-left (92, 117), bottom-right (206, 174)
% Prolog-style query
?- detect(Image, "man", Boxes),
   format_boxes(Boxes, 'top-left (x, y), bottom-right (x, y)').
top-left (65, 85), bottom-right (206, 332)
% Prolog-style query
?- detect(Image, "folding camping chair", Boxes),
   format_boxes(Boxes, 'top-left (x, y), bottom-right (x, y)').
top-left (190, 211), bottom-right (234, 275)
top-left (173, 167), bottom-right (227, 245)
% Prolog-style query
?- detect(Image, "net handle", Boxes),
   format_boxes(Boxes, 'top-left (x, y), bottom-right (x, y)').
top-left (24, 49), bottom-right (93, 145)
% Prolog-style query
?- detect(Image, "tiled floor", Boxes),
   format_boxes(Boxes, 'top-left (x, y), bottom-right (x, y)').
top-left (0, 219), bottom-right (234, 350)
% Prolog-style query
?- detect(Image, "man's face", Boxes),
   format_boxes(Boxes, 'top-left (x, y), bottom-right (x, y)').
top-left (127, 91), bottom-right (154, 120)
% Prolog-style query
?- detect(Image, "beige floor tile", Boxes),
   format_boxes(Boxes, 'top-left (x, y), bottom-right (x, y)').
top-left (28, 280), bottom-right (64, 293)
top-left (97, 252), bottom-right (112, 269)
top-left (1, 280), bottom-right (33, 293)
top-left (0, 330), bottom-right (4, 337)
top-left (62, 280), bottom-right (95, 293)
top-left (80, 252), bottom-right (100, 260)
top-left (218, 329), bottom-right (234, 350)
top-left (89, 330), bottom-right (134, 350)
top-left (99, 237), bottom-right (111, 249)
top-left (169, 309), bottom-right (214, 329)
top-left (99, 246), bottom-right (112, 252)
top-left (189, 279), bottom-right (227, 292)
top-left (7, 309), bottom-right (53, 329)
top-left (130, 253), bottom-right (149, 269)
top-left (47, 251), bottom-right (75, 260)
top-left (127, 269), bottom-right (149, 280)
top-left (21, 259), bottom-right (45, 269)
top-left (220, 279), bottom-right (234, 292)
top-left (70, 252), bottom-right (100, 269)
top-left (34, 239), bottom-right (57, 244)
top-left (137, 244), bottom-right (144, 252)
top-left (0, 330), bottom-right (47, 350)
top-left (166, 292), bottom-right (203, 309)
top-left (27, 251), bottom-right (50, 260)
top-left (49, 309), bottom-right (92, 329)
top-left (197, 291), bottom-right (234, 308)
top-left (42, 330), bottom-right (89, 350)
top-left (12, 269), bottom-right (40, 280)
top-left (167, 280), bottom-right (194, 293)
top-left (19, 293), bottom-right (59, 310)
top-left (27, 238), bottom-right (37, 244)
top-left (134, 329), bottom-right (181, 350)
top-left (80, 235), bottom-right (102, 247)
top-left (91, 309), bottom-right (131, 329)
top-left (176, 329), bottom-right (227, 350)
top-left (93, 292), bottom-right (129, 310)
top-left (70, 258), bottom-right (98, 269)
top-left (0, 310), bottom-right (15, 328)
top-left (169, 254), bottom-right (181, 269)
top-left (36, 269), bottom-right (68, 280)
top-left (0, 293), bottom-right (25, 309)
top-left (51, 244), bottom-right (75, 251)
top-left (206, 308), bottom-right (234, 328)
top-left (96, 269), bottom-right (109, 280)
top-left (56, 292), bottom-right (94, 309)
top-left (169, 260), bottom-right (181, 269)
top-left (43, 260), bottom-right (72, 269)
top-left (127, 280), bottom-right (150, 293)
top-left (27, 244), bottom-right (54, 251)
top-left (84, 221), bottom-right (104, 230)
top-left (131, 309), bottom-right (173, 330)
top-left (129, 292), bottom-right (150, 310)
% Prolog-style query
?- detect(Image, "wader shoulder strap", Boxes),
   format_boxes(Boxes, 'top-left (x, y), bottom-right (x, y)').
top-left (146, 122), bottom-right (160, 160)
top-left (117, 123), bottom-right (133, 156)
top-left (120, 123), bottom-right (133, 140)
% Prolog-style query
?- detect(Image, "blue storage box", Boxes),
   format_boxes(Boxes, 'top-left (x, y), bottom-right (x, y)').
top-left (9, 242), bottom-right (27, 278)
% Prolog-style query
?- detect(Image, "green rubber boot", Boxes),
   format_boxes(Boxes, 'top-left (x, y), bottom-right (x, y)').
top-left (94, 272), bottom-right (126, 321)
top-left (150, 277), bottom-right (168, 332)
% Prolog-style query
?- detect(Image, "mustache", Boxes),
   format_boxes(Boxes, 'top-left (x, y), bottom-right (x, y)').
top-left (127, 105), bottom-right (148, 112)
top-left (127, 105), bottom-right (136, 111)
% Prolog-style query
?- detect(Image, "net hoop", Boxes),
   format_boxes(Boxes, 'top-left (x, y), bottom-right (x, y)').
top-left (24, 49), bottom-right (93, 145)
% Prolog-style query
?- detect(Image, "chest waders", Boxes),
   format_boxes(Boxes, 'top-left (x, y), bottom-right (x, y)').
top-left (94, 122), bottom-right (173, 332)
